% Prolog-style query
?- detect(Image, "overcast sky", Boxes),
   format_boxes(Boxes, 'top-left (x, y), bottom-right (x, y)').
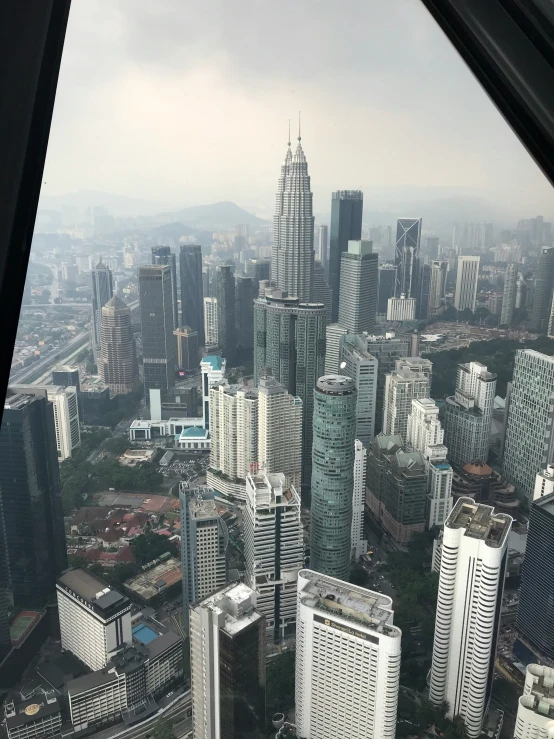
top-left (41, 0), bottom-right (554, 218)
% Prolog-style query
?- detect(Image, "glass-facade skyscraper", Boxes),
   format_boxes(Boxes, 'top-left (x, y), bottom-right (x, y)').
top-left (216, 263), bottom-right (237, 360)
top-left (310, 375), bottom-right (357, 581)
top-left (152, 245), bottom-right (178, 329)
top-left (530, 246), bottom-right (554, 332)
top-left (91, 261), bottom-right (113, 358)
top-left (179, 244), bottom-right (204, 345)
top-left (328, 190), bottom-right (363, 322)
top-left (395, 218), bottom-right (421, 299)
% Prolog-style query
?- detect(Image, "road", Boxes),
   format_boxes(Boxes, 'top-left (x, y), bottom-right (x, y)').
top-left (88, 691), bottom-right (191, 739)
top-left (10, 331), bottom-right (90, 384)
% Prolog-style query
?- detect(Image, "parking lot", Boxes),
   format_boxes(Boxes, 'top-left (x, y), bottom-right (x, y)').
top-left (158, 453), bottom-right (210, 482)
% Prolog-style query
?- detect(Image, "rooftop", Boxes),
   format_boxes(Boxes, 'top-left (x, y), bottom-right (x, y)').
top-left (201, 355), bottom-right (225, 371)
top-left (534, 490), bottom-right (554, 517)
top-left (197, 582), bottom-right (263, 637)
top-left (316, 374), bottom-right (356, 395)
top-left (57, 568), bottom-right (128, 612)
top-left (298, 570), bottom-right (401, 639)
top-left (446, 498), bottom-right (512, 547)
top-left (5, 697), bottom-right (61, 729)
top-left (179, 427), bottom-right (209, 439)
top-left (189, 490), bottom-right (220, 521)
top-left (123, 557), bottom-right (182, 602)
top-left (520, 664), bottom-right (554, 719)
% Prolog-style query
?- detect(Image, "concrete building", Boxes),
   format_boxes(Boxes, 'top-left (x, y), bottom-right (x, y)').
top-left (514, 664), bottom-right (554, 739)
top-left (377, 265), bottom-right (397, 319)
top-left (383, 368), bottom-right (431, 445)
top-left (386, 295), bottom-right (416, 322)
top-left (500, 263), bottom-right (517, 326)
top-left (295, 569), bottom-right (401, 739)
top-left (179, 245), bottom-right (204, 345)
top-left (189, 583), bottom-right (265, 739)
top-left (99, 297), bottom-right (139, 396)
top-left (57, 568), bottom-right (132, 672)
top-left (340, 334), bottom-right (378, 448)
top-left (311, 376), bottom-right (357, 581)
top-left (173, 326), bottom-right (198, 372)
top-left (5, 694), bottom-right (62, 739)
top-left (180, 486), bottom-right (228, 632)
top-left (429, 498), bottom-right (512, 738)
top-left (325, 322), bottom-right (348, 374)
top-left (338, 240), bottom-right (378, 333)
top-left (395, 218), bottom-right (422, 300)
top-left (503, 350), bottom-right (554, 498)
top-left (454, 256), bottom-right (480, 312)
top-left (352, 440), bottom-right (368, 560)
top-left (318, 224), bottom-right (329, 273)
top-left (429, 260), bottom-right (448, 314)
top-left (244, 472), bottom-right (304, 642)
top-left (329, 191), bottom-right (363, 321)
top-left (235, 275), bottom-right (255, 350)
top-left (364, 333), bottom-right (410, 434)
top-left (534, 465), bottom-right (554, 501)
top-left (91, 262), bottom-right (113, 359)
top-left (444, 361), bottom-right (497, 467)
top-left (203, 297), bottom-right (218, 348)
top-left (200, 354), bottom-right (226, 430)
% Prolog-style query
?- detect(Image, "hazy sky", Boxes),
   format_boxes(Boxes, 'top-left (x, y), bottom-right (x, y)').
top-left (42, 0), bottom-right (554, 218)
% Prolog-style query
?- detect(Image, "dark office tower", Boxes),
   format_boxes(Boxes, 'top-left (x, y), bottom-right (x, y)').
top-left (312, 260), bottom-right (332, 322)
top-left (216, 264), bottom-right (237, 359)
top-left (531, 246), bottom-right (554, 332)
top-left (99, 296), bottom-right (139, 396)
top-left (416, 263), bottom-right (431, 319)
top-left (179, 245), bottom-right (204, 346)
top-left (516, 493), bottom-right (554, 664)
top-left (235, 275), bottom-right (255, 350)
top-left (248, 258), bottom-right (271, 288)
top-left (139, 265), bottom-right (176, 403)
top-left (174, 326), bottom-right (199, 372)
top-left (328, 190), bottom-right (363, 321)
top-left (52, 365), bottom-right (80, 393)
top-left (310, 375), bottom-right (357, 581)
top-left (0, 392), bottom-right (66, 608)
top-left (152, 246), bottom-right (178, 329)
top-left (425, 235), bottom-right (439, 260)
top-left (91, 262), bottom-right (113, 357)
top-left (378, 265), bottom-right (397, 316)
top-left (395, 218), bottom-right (422, 298)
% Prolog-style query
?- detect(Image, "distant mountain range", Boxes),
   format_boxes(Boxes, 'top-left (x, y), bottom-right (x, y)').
top-left (149, 201), bottom-right (268, 231)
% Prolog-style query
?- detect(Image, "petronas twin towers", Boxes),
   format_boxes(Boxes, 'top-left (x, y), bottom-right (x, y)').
top-left (272, 132), bottom-right (315, 301)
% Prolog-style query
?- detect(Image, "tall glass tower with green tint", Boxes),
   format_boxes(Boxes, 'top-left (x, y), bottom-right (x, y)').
top-left (310, 375), bottom-right (357, 580)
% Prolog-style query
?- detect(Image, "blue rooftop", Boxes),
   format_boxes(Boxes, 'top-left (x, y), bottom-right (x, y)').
top-left (179, 427), bottom-right (209, 438)
top-left (202, 355), bottom-right (224, 370)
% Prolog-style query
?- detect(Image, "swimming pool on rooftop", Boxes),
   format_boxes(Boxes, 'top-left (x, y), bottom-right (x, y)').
top-left (132, 623), bottom-right (160, 644)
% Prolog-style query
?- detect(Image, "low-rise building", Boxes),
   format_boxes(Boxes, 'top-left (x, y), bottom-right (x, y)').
top-left (5, 694), bottom-right (62, 739)
top-left (123, 556), bottom-right (182, 605)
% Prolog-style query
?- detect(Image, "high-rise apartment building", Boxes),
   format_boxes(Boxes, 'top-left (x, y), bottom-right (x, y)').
top-left (57, 568), bottom-right (132, 672)
top-left (257, 375), bottom-right (302, 491)
top-left (311, 375), bottom-right (357, 581)
top-left (189, 584), bottom-right (265, 739)
top-left (244, 472), bottom-right (303, 642)
top-left (173, 326), bottom-right (198, 372)
top-left (352, 440), bottom-right (368, 560)
top-left (99, 296), bottom-right (139, 396)
top-left (312, 260), bottom-right (332, 322)
top-left (514, 664), bottom-right (554, 738)
top-left (377, 265), bottom-right (397, 318)
top-left (318, 224), bottom-right (329, 274)
top-left (151, 246), bottom-right (178, 328)
top-left (272, 134), bottom-right (315, 302)
top-left (338, 239), bottom-right (378, 333)
top-left (387, 295), bottom-right (416, 322)
top-left (235, 274), bottom-right (255, 350)
top-left (515, 492), bottom-right (554, 665)
top-left (324, 323), bottom-right (348, 374)
top-left (500, 262), bottom-right (517, 326)
top-left (200, 354), bottom-right (226, 429)
top-left (395, 218), bottom-right (422, 299)
top-left (429, 260), bottom-right (448, 314)
top-left (254, 289), bottom-right (326, 489)
top-left (179, 486), bottom-right (227, 632)
top-left (1, 392), bottom-right (66, 608)
top-left (91, 262), bottom-right (113, 358)
top-left (383, 368), bottom-right (431, 444)
top-left (179, 245), bottom-right (204, 345)
top-left (216, 264), bottom-right (237, 359)
top-left (295, 569), bottom-right (401, 739)
top-left (503, 350), bottom-right (554, 498)
top-left (531, 246), bottom-right (554, 332)
top-left (341, 333), bottom-right (378, 447)
top-left (429, 498), bottom-right (512, 738)
top-left (444, 361), bottom-right (496, 467)
top-left (203, 296), bottom-right (218, 348)
top-left (454, 256), bottom-right (480, 312)
top-left (364, 333), bottom-right (410, 434)
top-left (329, 191), bottom-right (363, 321)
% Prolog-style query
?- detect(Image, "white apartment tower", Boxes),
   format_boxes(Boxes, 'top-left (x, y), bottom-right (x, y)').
top-left (244, 472), bottom-right (304, 642)
top-left (429, 498), bottom-right (512, 738)
top-left (200, 354), bottom-right (226, 430)
top-left (295, 569), bottom-right (401, 739)
top-left (454, 255), bottom-right (480, 312)
top-left (56, 569), bottom-right (132, 672)
top-left (383, 369), bottom-right (431, 444)
top-left (209, 383), bottom-right (258, 483)
top-left (352, 440), bottom-right (368, 560)
top-left (324, 323), bottom-right (348, 374)
top-left (341, 334), bottom-right (378, 448)
top-left (514, 664), bottom-right (554, 739)
top-left (203, 297), bottom-right (218, 348)
top-left (533, 465), bottom-right (554, 501)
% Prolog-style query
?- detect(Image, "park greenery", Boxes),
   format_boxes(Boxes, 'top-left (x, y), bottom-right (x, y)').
top-left (396, 696), bottom-right (468, 738)
top-left (266, 651), bottom-right (296, 715)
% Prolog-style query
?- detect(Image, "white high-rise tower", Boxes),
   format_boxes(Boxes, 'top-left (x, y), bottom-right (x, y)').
top-left (272, 128), bottom-right (315, 301)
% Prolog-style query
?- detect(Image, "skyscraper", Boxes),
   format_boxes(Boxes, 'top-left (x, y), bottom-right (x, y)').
top-left (352, 440), bottom-right (368, 560)
top-left (341, 333), bottom-right (378, 447)
top-left (533, 464), bottom-right (554, 500)
top-left (429, 260), bottom-right (448, 314)
top-left (151, 246), bottom-right (178, 328)
top-left (328, 190), bottom-right (363, 321)
top-left (454, 255), bottom-right (480, 312)
top-left (247, 258), bottom-right (271, 288)
top-left (338, 239), bottom-right (378, 333)
top-left (91, 262), bottom-right (113, 358)
top-left (179, 244), bottom-right (204, 345)
top-left (430, 498), bottom-right (512, 738)
top-left (235, 274), bottom-right (255, 350)
top-left (189, 584), bottom-right (265, 739)
top-left (99, 296), bottom-right (139, 396)
top-left (318, 224), bottom-right (329, 274)
top-left (203, 296), bottom-right (218, 348)
top-left (416, 262), bottom-right (431, 319)
top-left (383, 368), bottom-right (431, 444)
top-left (444, 361), bottom-right (496, 467)
top-left (173, 326), bottom-right (198, 372)
top-left (200, 354), bottom-right (226, 430)
top-left (531, 246), bottom-right (554, 332)
top-left (138, 264), bottom-right (176, 402)
top-left (295, 570), bottom-right (401, 739)
top-left (503, 350), bottom-right (554, 498)
top-left (310, 375), bottom-right (357, 581)
top-left (180, 486), bottom-right (228, 633)
top-left (377, 265), bottom-right (397, 317)
top-left (272, 133), bottom-right (315, 302)
top-left (312, 260), bottom-right (332, 322)
top-left (514, 664), bottom-right (554, 738)
top-left (500, 262), bottom-right (517, 326)
top-left (365, 333), bottom-right (410, 434)
top-left (216, 263), bottom-right (237, 359)
top-left (1, 392), bottom-right (66, 608)
top-left (425, 235), bottom-right (440, 259)
top-left (324, 322), bottom-right (348, 374)
top-left (254, 289), bottom-right (326, 489)
top-left (244, 471), bottom-right (304, 643)
top-left (395, 218), bottom-right (422, 299)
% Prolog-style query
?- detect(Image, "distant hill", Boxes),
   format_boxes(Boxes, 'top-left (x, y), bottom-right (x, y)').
top-left (149, 222), bottom-right (212, 245)
top-left (39, 190), bottom-right (179, 217)
top-left (151, 201), bottom-right (268, 231)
